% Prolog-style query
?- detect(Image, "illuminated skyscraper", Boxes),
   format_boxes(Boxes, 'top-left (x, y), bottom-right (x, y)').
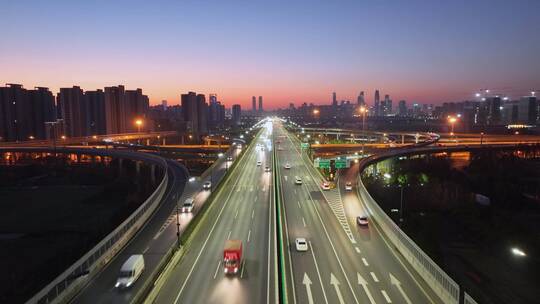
top-left (374, 90), bottom-right (380, 116)
top-left (357, 91), bottom-right (365, 106)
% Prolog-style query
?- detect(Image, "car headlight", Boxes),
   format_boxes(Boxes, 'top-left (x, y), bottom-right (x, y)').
top-left (115, 282), bottom-right (120, 288)
top-left (126, 282), bottom-right (132, 287)
top-left (234, 267), bottom-right (238, 273)
top-left (224, 268), bottom-right (228, 273)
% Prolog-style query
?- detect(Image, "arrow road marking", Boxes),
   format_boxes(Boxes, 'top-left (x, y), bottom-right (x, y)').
top-left (330, 273), bottom-right (345, 304)
top-left (390, 273), bottom-right (412, 304)
top-left (303, 273), bottom-right (314, 304)
top-left (357, 273), bottom-right (376, 304)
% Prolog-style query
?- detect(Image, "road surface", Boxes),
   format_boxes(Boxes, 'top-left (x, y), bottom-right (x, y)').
top-left (275, 122), bottom-right (442, 304)
top-left (153, 123), bottom-right (277, 304)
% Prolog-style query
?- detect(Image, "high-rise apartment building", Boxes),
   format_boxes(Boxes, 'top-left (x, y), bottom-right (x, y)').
top-left (332, 92), bottom-right (337, 107)
top-left (104, 85), bottom-right (127, 134)
top-left (357, 91), bottom-right (365, 106)
top-left (0, 84), bottom-right (56, 141)
top-left (181, 91), bottom-right (208, 137)
top-left (232, 104), bottom-right (241, 126)
top-left (58, 86), bottom-right (86, 137)
top-left (258, 96), bottom-right (263, 112)
top-left (125, 88), bottom-right (149, 131)
top-left (398, 100), bottom-right (407, 116)
top-left (518, 96), bottom-right (538, 124)
top-left (252, 96), bottom-right (257, 112)
top-left (374, 90), bottom-right (380, 116)
top-left (85, 90), bottom-right (106, 135)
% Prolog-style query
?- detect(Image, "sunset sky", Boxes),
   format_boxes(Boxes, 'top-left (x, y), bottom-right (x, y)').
top-left (1, 0), bottom-right (539, 109)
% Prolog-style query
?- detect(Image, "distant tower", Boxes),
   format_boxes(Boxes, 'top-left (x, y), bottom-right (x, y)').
top-left (252, 96), bottom-right (257, 112)
top-left (357, 91), bottom-right (365, 106)
top-left (258, 96), bottom-right (263, 112)
top-left (332, 92), bottom-right (337, 106)
top-left (161, 100), bottom-right (168, 110)
top-left (374, 90), bottom-right (380, 116)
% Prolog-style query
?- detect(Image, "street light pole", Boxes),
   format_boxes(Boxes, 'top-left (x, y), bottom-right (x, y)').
top-left (399, 186), bottom-right (404, 225)
top-left (176, 196), bottom-right (181, 248)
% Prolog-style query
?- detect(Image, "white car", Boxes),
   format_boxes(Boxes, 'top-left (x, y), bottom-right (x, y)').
top-left (115, 255), bottom-right (145, 289)
top-left (294, 176), bottom-right (302, 185)
top-left (181, 198), bottom-right (194, 213)
top-left (345, 182), bottom-right (353, 191)
top-left (203, 181), bottom-right (211, 190)
top-left (227, 156), bottom-right (233, 161)
top-left (257, 161), bottom-right (262, 166)
top-left (321, 181), bottom-right (330, 190)
top-left (357, 216), bottom-right (369, 226)
top-left (265, 166), bottom-right (271, 172)
top-left (295, 238), bottom-right (308, 252)
top-left (284, 163), bottom-right (291, 169)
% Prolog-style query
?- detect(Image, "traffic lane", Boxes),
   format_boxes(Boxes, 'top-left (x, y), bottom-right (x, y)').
top-left (72, 161), bottom-right (187, 304)
top-left (339, 165), bottom-right (441, 303)
top-left (278, 140), bottom-right (359, 304)
top-left (283, 126), bottom-right (410, 304)
top-left (168, 150), bottom-right (259, 304)
top-left (176, 137), bottom-right (270, 304)
top-left (154, 136), bottom-right (265, 303)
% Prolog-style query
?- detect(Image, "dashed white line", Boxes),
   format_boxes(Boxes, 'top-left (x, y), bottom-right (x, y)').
top-left (362, 258), bottom-right (369, 266)
top-left (302, 217), bottom-right (307, 227)
top-left (381, 290), bottom-right (392, 303)
top-left (248, 230), bottom-right (251, 243)
top-left (213, 261), bottom-right (221, 279)
top-left (251, 209), bottom-right (255, 219)
top-left (240, 260), bottom-right (246, 278)
top-left (370, 272), bottom-right (379, 282)
top-left (297, 201), bottom-right (301, 208)
top-left (227, 231), bottom-right (232, 240)
top-left (234, 210), bottom-right (238, 219)
top-left (355, 247), bottom-right (361, 254)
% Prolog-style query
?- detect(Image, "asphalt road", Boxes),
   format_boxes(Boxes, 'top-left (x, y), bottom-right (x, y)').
top-left (275, 122), bottom-right (442, 304)
top-left (153, 124), bottom-right (277, 304)
top-left (71, 146), bottom-right (240, 304)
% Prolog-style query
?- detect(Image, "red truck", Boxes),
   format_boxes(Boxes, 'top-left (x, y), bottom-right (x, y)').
top-left (223, 240), bottom-right (243, 275)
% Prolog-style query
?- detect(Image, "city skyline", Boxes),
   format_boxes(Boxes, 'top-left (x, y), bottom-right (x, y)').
top-left (2, 0), bottom-right (539, 109)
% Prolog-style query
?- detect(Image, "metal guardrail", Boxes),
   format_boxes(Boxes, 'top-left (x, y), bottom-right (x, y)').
top-left (464, 292), bottom-right (479, 304)
top-left (352, 145), bottom-right (540, 304)
top-left (356, 178), bottom-right (460, 303)
top-left (11, 148), bottom-right (171, 304)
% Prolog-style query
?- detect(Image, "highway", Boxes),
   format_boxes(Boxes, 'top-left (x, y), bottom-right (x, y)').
top-left (152, 122), bottom-right (276, 304)
top-left (71, 146), bottom-right (240, 304)
top-left (275, 122), bottom-right (442, 304)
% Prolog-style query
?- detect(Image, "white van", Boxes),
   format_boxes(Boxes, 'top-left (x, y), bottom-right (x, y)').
top-left (115, 254), bottom-right (145, 288)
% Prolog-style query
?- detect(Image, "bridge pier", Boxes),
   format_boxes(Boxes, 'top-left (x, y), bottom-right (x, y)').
top-left (162, 137), bottom-right (166, 145)
top-left (146, 139), bottom-right (150, 146)
top-left (118, 158), bottom-right (123, 176)
top-left (402, 134), bottom-right (405, 144)
top-left (135, 161), bottom-right (141, 177)
top-left (151, 164), bottom-right (156, 184)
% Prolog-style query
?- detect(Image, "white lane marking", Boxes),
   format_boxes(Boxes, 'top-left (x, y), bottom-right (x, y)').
top-left (303, 273), bottom-right (315, 304)
top-left (381, 290), bottom-right (392, 303)
top-left (330, 273), bottom-right (345, 304)
top-left (247, 230), bottom-right (251, 243)
top-left (308, 241), bottom-right (329, 304)
top-left (240, 259), bottom-right (246, 278)
top-left (284, 175), bottom-right (288, 181)
top-left (173, 139), bottom-right (251, 304)
top-left (297, 201), bottom-right (301, 208)
top-left (251, 209), bottom-right (255, 219)
top-left (390, 273), bottom-right (412, 304)
top-left (227, 231), bottom-right (231, 240)
top-left (234, 210), bottom-right (238, 219)
top-left (357, 273), bottom-right (376, 304)
top-left (308, 193), bottom-right (360, 303)
top-left (143, 246), bottom-right (150, 254)
top-left (362, 258), bottom-right (369, 266)
top-left (370, 272), bottom-right (379, 282)
top-left (213, 261), bottom-right (221, 279)
top-left (294, 189), bottom-right (297, 194)
top-left (355, 247), bottom-right (361, 254)
top-left (302, 217), bottom-right (307, 227)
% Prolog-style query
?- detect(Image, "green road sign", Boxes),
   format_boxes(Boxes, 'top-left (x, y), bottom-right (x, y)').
top-left (301, 143), bottom-right (309, 149)
top-left (314, 158), bottom-right (330, 168)
top-left (335, 159), bottom-right (348, 169)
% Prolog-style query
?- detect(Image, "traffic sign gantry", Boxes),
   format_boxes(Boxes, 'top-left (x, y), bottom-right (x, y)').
top-left (315, 159), bottom-right (330, 169)
top-left (335, 159), bottom-right (348, 169)
top-left (301, 142), bottom-right (310, 149)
